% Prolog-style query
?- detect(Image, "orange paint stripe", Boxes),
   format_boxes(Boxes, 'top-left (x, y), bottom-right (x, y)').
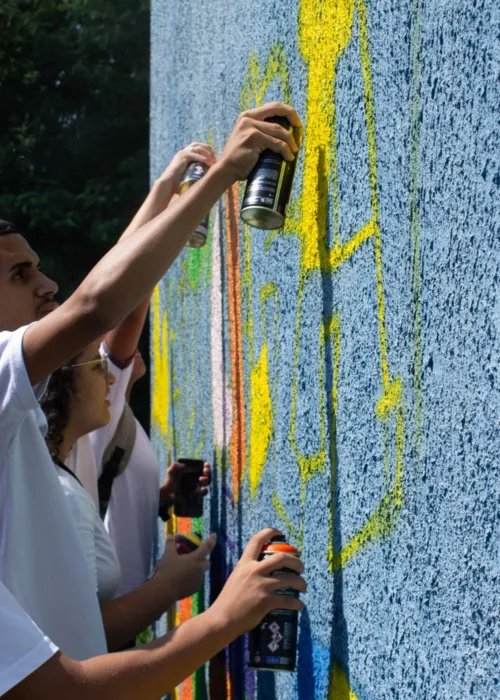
top-left (225, 184), bottom-right (246, 500)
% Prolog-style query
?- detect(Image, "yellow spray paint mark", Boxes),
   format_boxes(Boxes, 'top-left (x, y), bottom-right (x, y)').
top-left (298, 0), bottom-right (357, 272)
top-left (151, 286), bottom-right (169, 443)
top-left (249, 343), bottom-right (273, 498)
top-left (329, 664), bottom-right (359, 699)
top-left (238, 0), bottom-right (406, 560)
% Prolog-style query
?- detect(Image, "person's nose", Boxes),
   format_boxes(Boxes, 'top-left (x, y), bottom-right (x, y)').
top-left (107, 372), bottom-right (117, 388)
top-left (35, 271), bottom-right (58, 298)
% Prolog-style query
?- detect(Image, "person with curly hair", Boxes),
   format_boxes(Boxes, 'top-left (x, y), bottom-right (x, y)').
top-left (41, 339), bottom-right (215, 652)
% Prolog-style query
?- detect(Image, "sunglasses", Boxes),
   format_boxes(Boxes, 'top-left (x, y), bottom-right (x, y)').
top-left (71, 353), bottom-right (110, 382)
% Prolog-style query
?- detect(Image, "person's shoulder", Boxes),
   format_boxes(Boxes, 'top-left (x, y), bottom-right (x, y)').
top-left (0, 325), bottom-right (42, 431)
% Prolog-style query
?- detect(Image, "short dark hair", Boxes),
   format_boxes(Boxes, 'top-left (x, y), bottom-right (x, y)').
top-left (0, 219), bottom-right (22, 236)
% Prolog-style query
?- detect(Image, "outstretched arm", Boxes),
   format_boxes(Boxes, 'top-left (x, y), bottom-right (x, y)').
top-left (22, 103), bottom-right (301, 384)
top-left (106, 143), bottom-right (216, 364)
top-left (6, 528), bottom-right (306, 700)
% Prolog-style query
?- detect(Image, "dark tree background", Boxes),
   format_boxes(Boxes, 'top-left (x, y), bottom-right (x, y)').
top-left (0, 0), bottom-right (151, 427)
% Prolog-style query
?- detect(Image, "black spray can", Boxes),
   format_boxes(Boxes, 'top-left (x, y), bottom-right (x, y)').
top-left (240, 117), bottom-right (302, 230)
top-left (179, 162), bottom-right (210, 247)
top-left (248, 536), bottom-right (301, 672)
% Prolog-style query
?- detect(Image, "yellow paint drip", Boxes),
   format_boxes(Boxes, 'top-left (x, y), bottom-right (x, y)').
top-left (329, 664), bottom-right (359, 699)
top-left (249, 344), bottom-right (273, 498)
top-left (376, 377), bottom-right (403, 420)
top-left (298, 0), bottom-right (355, 273)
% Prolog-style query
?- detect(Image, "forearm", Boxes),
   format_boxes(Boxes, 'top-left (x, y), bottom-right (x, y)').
top-left (100, 575), bottom-right (176, 651)
top-left (104, 178), bottom-right (178, 360)
top-left (7, 608), bottom-right (236, 700)
top-left (120, 177), bottom-right (177, 239)
top-left (104, 294), bottom-right (151, 364)
top-left (79, 162), bottom-right (232, 328)
top-left (23, 161), bottom-right (234, 384)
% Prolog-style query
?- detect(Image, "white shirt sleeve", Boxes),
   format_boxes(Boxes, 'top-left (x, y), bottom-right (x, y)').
top-left (0, 327), bottom-right (43, 440)
top-left (89, 343), bottom-right (134, 475)
top-left (0, 582), bottom-right (58, 695)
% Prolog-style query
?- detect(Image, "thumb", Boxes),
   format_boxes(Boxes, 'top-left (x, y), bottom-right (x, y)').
top-left (164, 535), bottom-right (178, 557)
top-left (196, 533), bottom-right (217, 558)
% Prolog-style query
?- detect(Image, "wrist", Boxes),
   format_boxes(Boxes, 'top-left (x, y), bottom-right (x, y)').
top-left (202, 605), bottom-right (241, 645)
top-left (147, 569), bottom-right (177, 610)
top-left (152, 175), bottom-right (175, 200)
top-left (207, 159), bottom-right (238, 189)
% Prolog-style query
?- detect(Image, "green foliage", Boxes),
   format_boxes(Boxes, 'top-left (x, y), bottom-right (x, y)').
top-left (0, 0), bottom-right (150, 297)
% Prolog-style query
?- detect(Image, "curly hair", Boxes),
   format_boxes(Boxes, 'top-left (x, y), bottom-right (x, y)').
top-left (41, 362), bottom-right (78, 460)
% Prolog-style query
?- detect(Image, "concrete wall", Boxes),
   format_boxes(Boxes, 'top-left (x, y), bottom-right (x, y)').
top-left (150, 1), bottom-right (499, 698)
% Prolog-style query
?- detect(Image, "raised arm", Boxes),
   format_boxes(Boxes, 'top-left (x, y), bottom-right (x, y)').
top-left (106, 143), bottom-right (216, 363)
top-left (22, 103), bottom-right (301, 384)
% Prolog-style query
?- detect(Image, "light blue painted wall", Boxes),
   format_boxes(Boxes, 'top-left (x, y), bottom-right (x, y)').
top-left (150, 1), bottom-right (499, 698)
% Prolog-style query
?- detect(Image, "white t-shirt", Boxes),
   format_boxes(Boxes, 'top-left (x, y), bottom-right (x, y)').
top-left (0, 326), bottom-right (108, 660)
top-left (56, 466), bottom-right (121, 602)
top-left (0, 581), bottom-right (58, 695)
top-left (71, 352), bottom-right (160, 597)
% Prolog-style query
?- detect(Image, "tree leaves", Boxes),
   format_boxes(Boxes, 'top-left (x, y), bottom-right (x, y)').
top-left (0, 0), bottom-right (150, 298)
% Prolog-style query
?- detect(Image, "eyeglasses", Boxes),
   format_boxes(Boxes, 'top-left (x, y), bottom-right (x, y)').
top-left (71, 353), bottom-right (110, 382)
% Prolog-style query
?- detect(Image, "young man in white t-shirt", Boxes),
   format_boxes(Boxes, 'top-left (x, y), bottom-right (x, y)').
top-left (0, 104), bottom-right (306, 698)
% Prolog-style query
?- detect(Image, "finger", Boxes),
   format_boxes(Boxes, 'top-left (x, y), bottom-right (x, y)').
top-left (268, 594), bottom-right (305, 613)
top-left (193, 486), bottom-right (208, 499)
top-left (167, 461), bottom-right (184, 475)
top-left (198, 476), bottom-right (210, 486)
top-left (268, 573), bottom-right (307, 594)
top-left (242, 528), bottom-right (283, 561)
top-left (196, 532), bottom-right (217, 558)
top-left (242, 101), bottom-right (302, 128)
top-left (254, 120), bottom-right (299, 153)
top-left (202, 463), bottom-right (212, 484)
top-left (164, 535), bottom-right (179, 556)
top-left (191, 145), bottom-right (216, 162)
top-left (258, 551), bottom-right (304, 575)
top-left (184, 144), bottom-right (216, 162)
top-left (200, 559), bottom-right (210, 573)
top-left (184, 151), bottom-right (215, 167)
top-left (250, 131), bottom-right (295, 162)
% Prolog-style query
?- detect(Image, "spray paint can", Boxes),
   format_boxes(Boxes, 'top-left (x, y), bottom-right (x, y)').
top-left (247, 536), bottom-right (301, 672)
top-left (175, 532), bottom-right (202, 554)
top-left (179, 162), bottom-right (210, 247)
top-left (240, 117), bottom-right (301, 230)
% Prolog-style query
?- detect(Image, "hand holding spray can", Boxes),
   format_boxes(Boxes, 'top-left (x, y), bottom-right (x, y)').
top-left (248, 535), bottom-right (302, 672)
top-left (240, 116), bottom-right (302, 230)
top-left (175, 532), bottom-right (202, 554)
top-left (179, 162), bottom-right (210, 247)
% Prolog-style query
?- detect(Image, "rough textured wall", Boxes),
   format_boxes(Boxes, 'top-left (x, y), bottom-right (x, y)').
top-left (150, 1), bottom-right (499, 698)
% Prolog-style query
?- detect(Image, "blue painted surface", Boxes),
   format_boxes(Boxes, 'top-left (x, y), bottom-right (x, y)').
top-left (150, 1), bottom-right (500, 698)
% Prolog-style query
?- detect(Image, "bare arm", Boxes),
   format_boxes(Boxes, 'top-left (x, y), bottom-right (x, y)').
top-left (5, 528), bottom-right (306, 700)
top-left (5, 608), bottom-right (236, 700)
top-left (101, 535), bottom-right (215, 651)
top-left (106, 144), bottom-right (216, 363)
top-left (22, 102), bottom-right (301, 384)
